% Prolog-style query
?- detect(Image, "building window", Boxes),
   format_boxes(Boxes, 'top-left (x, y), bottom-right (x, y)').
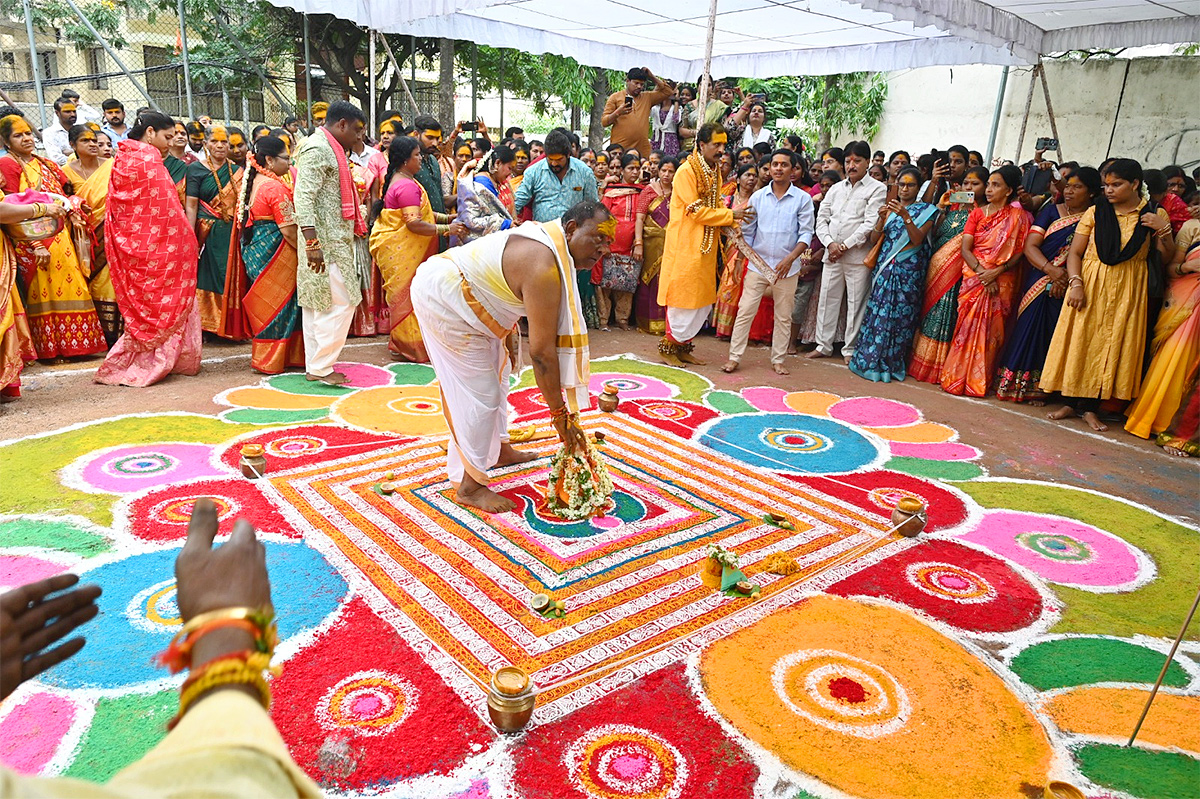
top-left (0, 52), bottom-right (16, 82)
top-left (86, 48), bottom-right (108, 90)
top-left (25, 51), bottom-right (59, 81)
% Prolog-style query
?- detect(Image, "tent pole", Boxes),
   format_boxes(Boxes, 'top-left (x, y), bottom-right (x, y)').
top-left (303, 13), bottom-right (313, 124)
top-left (984, 65), bottom-right (1008, 167)
top-left (471, 42), bottom-right (478, 124)
top-left (1013, 65), bottom-right (1037, 163)
top-left (499, 50), bottom-right (505, 133)
top-left (378, 33), bottom-right (422, 119)
top-left (369, 29), bottom-right (377, 132)
top-left (696, 0), bottom-right (718, 133)
top-left (61, 0), bottom-right (161, 111)
top-left (20, 0), bottom-right (48, 130)
top-left (210, 8), bottom-right (294, 118)
top-left (177, 0), bottom-right (195, 120)
top-left (1105, 60), bottom-right (1131, 160)
top-left (1037, 58), bottom-right (1063, 162)
top-left (411, 35), bottom-right (418, 119)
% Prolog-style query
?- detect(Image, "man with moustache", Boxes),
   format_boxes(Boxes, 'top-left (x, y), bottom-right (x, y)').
top-left (808, 140), bottom-right (886, 364)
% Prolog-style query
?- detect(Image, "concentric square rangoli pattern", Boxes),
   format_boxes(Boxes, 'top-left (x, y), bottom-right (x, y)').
top-left (268, 412), bottom-right (906, 721)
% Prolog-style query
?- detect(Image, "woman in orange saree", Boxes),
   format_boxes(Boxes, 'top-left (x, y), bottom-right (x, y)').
top-left (369, 137), bottom-right (465, 362)
top-left (1125, 218), bottom-right (1200, 439)
top-left (909, 166), bottom-right (988, 383)
top-left (0, 115), bottom-right (105, 360)
top-left (939, 165), bottom-right (1031, 397)
top-left (237, 136), bottom-right (305, 374)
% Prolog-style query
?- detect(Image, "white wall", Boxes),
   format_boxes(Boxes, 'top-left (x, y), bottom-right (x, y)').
top-left (841, 56), bottom-right (1199, 170)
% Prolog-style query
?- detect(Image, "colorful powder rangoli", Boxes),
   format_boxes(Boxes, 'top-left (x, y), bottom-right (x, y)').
top-left (0, 355), bottom-right (1196, 799)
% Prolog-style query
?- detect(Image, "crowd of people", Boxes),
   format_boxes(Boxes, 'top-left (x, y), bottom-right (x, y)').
top-left (1, 75), bottom-right (1198, 457)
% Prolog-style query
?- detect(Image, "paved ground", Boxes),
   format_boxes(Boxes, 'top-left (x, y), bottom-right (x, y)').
top-left (3, 328), bottom-right (1195, 524)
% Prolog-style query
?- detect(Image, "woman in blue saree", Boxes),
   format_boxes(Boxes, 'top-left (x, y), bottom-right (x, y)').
top-left (849, 166), bottom-right (938, 382)
top-left (996, 167), bottom-right (1101, 402)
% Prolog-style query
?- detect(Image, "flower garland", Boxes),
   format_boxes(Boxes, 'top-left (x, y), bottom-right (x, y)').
top-left (684, 148), bottom-right (722, 255)
top-left (544, 438), bottom-right (615, 521)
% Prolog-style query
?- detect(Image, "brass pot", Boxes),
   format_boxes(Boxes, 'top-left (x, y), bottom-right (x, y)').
top-left (598, 384), bottom-right (620, 413)
top-left (487, 666), bottom-right (536, 733)
top-left (239, 444), bottom-right (267, 480)
top-left (890, 497), bottom-right (927, 537)
top-left (3, 213), bottom-right (64, 242)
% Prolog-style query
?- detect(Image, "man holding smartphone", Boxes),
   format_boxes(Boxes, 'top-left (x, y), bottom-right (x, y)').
top-left (602, 67), bottom-right (674, 165)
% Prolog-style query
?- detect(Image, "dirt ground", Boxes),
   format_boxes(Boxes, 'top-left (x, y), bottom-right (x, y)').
top-left (2, 329), bottom-right (1196, 524)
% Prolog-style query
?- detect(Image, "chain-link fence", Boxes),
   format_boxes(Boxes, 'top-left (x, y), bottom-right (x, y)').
top-left (0, 1), bottom-right (441, 142)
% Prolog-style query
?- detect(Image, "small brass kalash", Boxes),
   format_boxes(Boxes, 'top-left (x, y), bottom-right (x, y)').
top-left (487, 666), bottom-right (536, 732)
top-left (890, 496), bottom-right (927, 537)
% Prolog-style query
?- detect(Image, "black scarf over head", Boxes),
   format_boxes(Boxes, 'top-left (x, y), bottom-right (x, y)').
top-left (1093, 195), bottom-right (1154, 266)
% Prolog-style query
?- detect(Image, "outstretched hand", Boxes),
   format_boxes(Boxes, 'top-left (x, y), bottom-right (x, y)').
top-left (0, 574), bottom-right (101, 702)
top-left (555, 414), bottom-right (588, 454)
top-left (175, 498), bottom-right (272, 622)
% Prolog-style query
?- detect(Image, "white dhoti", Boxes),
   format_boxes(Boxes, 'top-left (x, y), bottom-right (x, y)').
top-left (414, 221), bottom-right (590, 489)
top-left (666, 305), bottom-right (711, 343)
top-left (302, 262), bottom-right (357, 377)
top-left (412, 257), bottom-right (514, 487)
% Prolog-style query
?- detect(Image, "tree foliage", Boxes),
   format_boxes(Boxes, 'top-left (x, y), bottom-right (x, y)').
top-left (740, 72), bottom-right (888, 151)
top-left (1, 0), bottom-right (152, 50)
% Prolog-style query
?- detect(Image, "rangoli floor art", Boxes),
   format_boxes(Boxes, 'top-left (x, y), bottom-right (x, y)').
top-left (1, 354), bottom-right (1197, 798)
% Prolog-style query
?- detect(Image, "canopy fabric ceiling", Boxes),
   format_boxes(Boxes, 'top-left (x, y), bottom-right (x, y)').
top-left (268, 0), bottom-right (1200, 77)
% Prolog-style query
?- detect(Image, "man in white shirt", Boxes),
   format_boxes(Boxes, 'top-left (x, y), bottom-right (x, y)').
top-left (722, 149), bottom-right (814, 376)
top-left (808, 140), bottom-right (886, 363)
top-left (42, 98), bottom-right (78, 165)
top-left (60, 89), bottom-right (101, 124)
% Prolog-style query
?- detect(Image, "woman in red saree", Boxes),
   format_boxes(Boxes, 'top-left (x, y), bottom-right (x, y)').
top-left (95, 112), bottom-right (202, 387)
top-left (237, 136), bottom-right (305, 374)
top-left (0, 115), bottom-right (105, 361)
top-left (939, 165), bottom-right (1031, 397)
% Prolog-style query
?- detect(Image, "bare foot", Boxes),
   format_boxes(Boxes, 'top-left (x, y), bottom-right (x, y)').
top-left (1163, 445), bottom-right (1191, 457)
top-left (615, 322), bottom-right (632, 331)
top-left (679, 350), bottom-right (707, 366)
top-left (720, 360), bottom-right (739, 373)
top-left (660, 351), bottom-right (687, 368)
top-left (1027, 399), bottom-right (1045, 407)
top-left (307, 371), bottom-right (348, 385)
top-left (456, 480), bottom-right (517, 513)
top-left (496, 442), bottom-right (539, 467)
top-left (1047, 405), bottom-right (1075, 421)
top-left (842, 355), bottom-right (853, 365)
top-left (805, 350), bottom-right (829, 360)
top-left (786, 346), bottom-right (798, 356)
top-left (772, 363), bottom-right (790, 375)
top-left (1081, 411), bottom-right (1109, 432)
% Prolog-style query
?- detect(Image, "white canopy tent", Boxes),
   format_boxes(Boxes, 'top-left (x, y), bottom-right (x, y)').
top-left (267, 0), bottom-right (1200, 77)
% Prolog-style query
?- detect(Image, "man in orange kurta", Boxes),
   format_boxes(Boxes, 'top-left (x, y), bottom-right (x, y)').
top-left (656, 123), bottom-right (753, 366)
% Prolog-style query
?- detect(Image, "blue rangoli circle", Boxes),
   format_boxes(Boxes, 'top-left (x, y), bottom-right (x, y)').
top-left (697, 413), bottom-right (881, 475)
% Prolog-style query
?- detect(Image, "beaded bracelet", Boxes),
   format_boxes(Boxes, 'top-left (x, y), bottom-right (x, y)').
top-left (305, 236), bottom-right (321, 249)
top-left (159, 607), bottom-right (277, 672)
top-left (549, 404), bottom-right (572, 422)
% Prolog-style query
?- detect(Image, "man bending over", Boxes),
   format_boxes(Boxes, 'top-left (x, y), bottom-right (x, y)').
top-left (412, 201), bottom-right (614, 512)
